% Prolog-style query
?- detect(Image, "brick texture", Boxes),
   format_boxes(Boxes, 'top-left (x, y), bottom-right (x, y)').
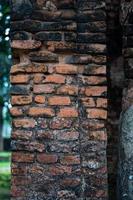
top-left (10, 0), bottom-right (108, 199)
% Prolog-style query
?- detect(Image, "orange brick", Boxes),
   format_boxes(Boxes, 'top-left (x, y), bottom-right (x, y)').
top-left (80, 76), bottom-right (107, 85)
top-left (12, 152), bottom-right (34, 163)
top-left (11, 95), bottom-right (32, 105)
top-left (37, 154), bottom-right (58, 164)
top-left (55, 64), bottom-right (78, 74)
top-left (58, 107), bottom-right (78, 118)
top-left (34, 73), bottom-right (44, 83)
top-left (33, 84), bottom-right (55, 94)
top-left (87, 108), bottom-right (107, 119)
top-left (81, 98), bottom-right (95, 107)
top-left (29, 107), bottom-right (55, 117)
top-left (43, 74), bottom-right (65, 83)
top-left (85, 86), bottom-right (107, 97)
top-left (13, 118), bottom-right (36, 128)
top-left (49, 165), bottom-right (72, 175)
top-left (34, 95), bottom-right (46, 104)
top-left (60, 155), bottom-right (80, 165)
top-left (90, 131), bottom-right (107, 141)
top-left (96, 98), bottom-right (107, 108)
top-left (10, 75), bottom-right (30, 84)
top-left (57, 85), bottom-right (78, 96)
top-left (10, 107), bottom-right (23, 116)
top-left (48, 96), bottom-right (71, 105)
top-left (10, 64), bottom-right (47, 74)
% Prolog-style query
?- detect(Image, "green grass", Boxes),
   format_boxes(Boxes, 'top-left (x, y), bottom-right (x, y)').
top-left (0, 152), bottom-right (11, 200)
top-left (0, 152), bottom-right (11, 158)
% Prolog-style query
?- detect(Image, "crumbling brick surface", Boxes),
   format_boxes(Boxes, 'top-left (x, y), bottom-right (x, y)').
top-left (10, 0), bottom-right (108, 199)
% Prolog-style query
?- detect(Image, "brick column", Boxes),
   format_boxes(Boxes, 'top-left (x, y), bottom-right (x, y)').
top-left (10, 0), bottom-right (108, 199)
top-left (76, 1), bottom-right (108, 199)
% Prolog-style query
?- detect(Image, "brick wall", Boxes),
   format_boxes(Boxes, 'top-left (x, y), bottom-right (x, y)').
top-left (10, 0), bottom-right (108, 199)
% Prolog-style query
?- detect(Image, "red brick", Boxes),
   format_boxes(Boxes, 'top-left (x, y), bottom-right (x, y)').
top-left (12, 176), bottom-right (31, 186)
top-left (81, 98), bottom-right (95, 107)
top-left (29, 107), bottom-right (55, 117)
top-left (80, 76), bottom-right (107, 85)
top-left (13, 118), bottom-right (36, 128)
top-left (34, 73), bottom-right (44, 83)
top-left (12, 130), bottom-right (32, 140)
top-left (37, 154), bottom-right (58, 164)
top-left (33, 84), bottom-right (55, 94)
top-left (90, 131), bottom-right (107, 141)
top-left (56, 131), bottom-right (79, 141)
top-left (58, 107), bottom-right (78, 118)
top-left (34, 95), bottom-right (46, 104)
top-left (10, 75), bottom-right (30, 84)
top-left (85, 86), bottom-right (107, 97)
top-left (57, 85), bottom-right (78, 96)
top-left (48, 96), bottom-right (71, 105)
top-left (11, 64), bottom-right (47, 74)
top-left (36, 130), bottom-right (54, 140)
top-left (60, 155), bottom-right (80, 165)
top-left (50, 118), bottom-right (72, 129)
top-left (55, 64), bottom-right (78, 74)
top-left (11, 95), bottom-right (32, 105)
top-left (11, 186), bottom-right (26, 197)
top-left (87, 108), bottom-right (107, 119)
top-left (49, 165), bottom-right (72, 175)
top-left (12, 152), bottom-right (34, 163)
top-left (12, 166), bottom-right (27, 175)
top-left (43, 74), bottom-right (65, 83)
top-left (60, 178), bottom-right (80, 187)
top-left (96, 98), bottom-right (107, 108)
top-left (10, 107), bottom-right (23, 116)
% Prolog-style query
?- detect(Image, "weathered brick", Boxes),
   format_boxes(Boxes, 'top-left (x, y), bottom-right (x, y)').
top-left (36, 130), bottom-right (54, 140)
top-left (49, 118), bottom-right (73, 129)
top-left (28, 107), bottom-right (55, 117)
top-left (57, 85), bottom-right (78, 96)
top-left (60, 155), bottom-right (80, 165)
top-left (56, 131), bottom-right (79, 141)
top-left (58, 107), bottom-right (78, 118)
top-left (49, 165), bottom-right (72, 175)
top-left (90, 131), bottom-right (107, 141)
top-left (37, 154), bottom-right (58, 164)
top-left (12, 130), bottom-right (32, 140)
top-left (13, 119), bottom-right (36, 128)
top-left (12, 152), bottom-right (34, 163)
top-left (79, 76), bottom-right (107, 85)
top-left (81, 98), bottom-right (95, 107)
top-left (55, 64), bottom-right (78, 74)
top-left (96, 98), bottom-right (107, 108)
top-left (43, 74), bottom-right (65, 84)
top-left (87, 108), bottom-right (107, 119)
top-left (10, 64), bottom-right (47, 74)
top-left (10, 107), bottom-right (23, 116)
top-left (34, 95), bottom-right (46, 104)
top-left (11, 186), bottom-right (26, 197)
top-left (11, 95), bottom-right (32, 105)
top-left (33, 74), bottom-right (44, 83)
top-left (48, 96), bottom-right (71, 105)
top-left (85, 86), bottom-right (107, 97)
top-left (33, 84), bottom-right (55, 94)
top-left (10, 75), bottom-right (30, 84)
top-left (35, 32), bottom-right (62, 41)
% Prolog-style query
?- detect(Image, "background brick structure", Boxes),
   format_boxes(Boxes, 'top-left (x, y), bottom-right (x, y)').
top-left (9, 0), bottom-right (133, 199)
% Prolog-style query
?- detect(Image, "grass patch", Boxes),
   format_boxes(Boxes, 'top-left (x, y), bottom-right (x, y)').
top-left (0, 152), bottom-right (11, 200)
